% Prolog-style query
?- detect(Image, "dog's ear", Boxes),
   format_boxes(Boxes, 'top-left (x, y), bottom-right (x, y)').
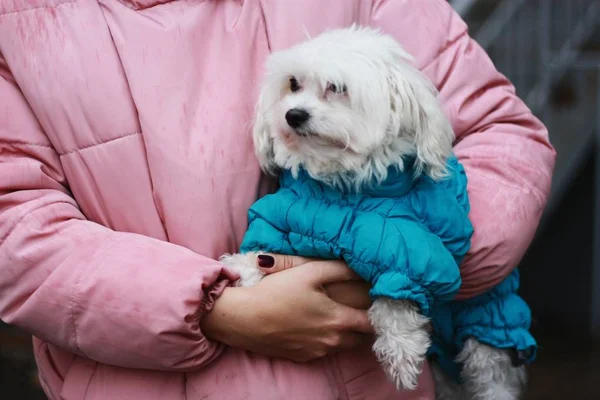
top-left (387, 55), bottom-right (454, 180)
top-left (252, 83), bottom-right (278, 175)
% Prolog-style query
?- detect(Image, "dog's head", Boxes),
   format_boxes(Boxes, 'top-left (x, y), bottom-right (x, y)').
top-left (253, 26), bottom-right (454, 187)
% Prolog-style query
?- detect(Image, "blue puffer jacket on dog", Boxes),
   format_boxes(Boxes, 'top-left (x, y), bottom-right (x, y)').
top-left (240, 157), bottom-right (536, 381)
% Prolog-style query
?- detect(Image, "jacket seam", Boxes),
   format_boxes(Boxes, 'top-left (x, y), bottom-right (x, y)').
top-left (257, 0), bottom-right (272, 51)
top-left (0, 0), bottom-right (77, 18)
top-left (0, 140), bottom-right (55, 150)
top-left (70, 261), bottom-right (82, 354)
top-left (97, 2), bottom-right (170, 241)
top-left (58, 132), bottom-right (141, 156)
top-left (0, 200), bottom-right (76, 246)
top-left (420, 28), bottom-right (468, 73)
top-left (69, 233), bottom-right (115, 359)
top-left (369, 0), bottom-right (467, 73)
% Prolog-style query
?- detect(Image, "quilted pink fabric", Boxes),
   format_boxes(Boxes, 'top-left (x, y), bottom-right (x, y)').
top-left (0, 0), bottom-right (554, 398)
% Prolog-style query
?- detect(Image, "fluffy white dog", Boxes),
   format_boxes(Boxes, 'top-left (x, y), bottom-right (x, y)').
top-left (221, 26), bottom-right (526, 399)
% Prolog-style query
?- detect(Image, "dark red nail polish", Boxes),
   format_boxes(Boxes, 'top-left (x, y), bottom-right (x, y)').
top-left (257, 255), bottom-right (274, 268)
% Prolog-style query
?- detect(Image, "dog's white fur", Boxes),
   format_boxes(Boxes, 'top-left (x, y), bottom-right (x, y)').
top-left (432, 338), bottom-right (527, 400)
top-left (221, 26), bottom-right (525, 398)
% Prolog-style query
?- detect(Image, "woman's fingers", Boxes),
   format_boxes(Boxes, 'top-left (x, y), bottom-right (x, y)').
top-left (256, 253), bottom-right (315, 274)
top-left (308, 260), bottom-right (362, 287)
top-left (325, 280), bottom-right (373, 309)
top-left (258, 256), bottom-right (362, 288)
top-left (337, 305), bottom-right (375, 334)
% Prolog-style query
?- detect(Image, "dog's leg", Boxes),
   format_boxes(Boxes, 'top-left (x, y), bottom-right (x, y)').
top-left (457, 338), bottom-right (527, 400)
top-left (369, 298), bottom-right (431, 391)
top-left (431, 361), bottom-right (466, 400)
top-left (219, 252), bottom-right (264, 287)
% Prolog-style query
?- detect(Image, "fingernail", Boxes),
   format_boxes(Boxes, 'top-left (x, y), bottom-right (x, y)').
top-left (257, 255), bottom-right (274, 268)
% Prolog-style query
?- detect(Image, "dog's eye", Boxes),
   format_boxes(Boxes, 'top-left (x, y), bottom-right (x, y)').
top-left (289, 77), bottom-right (300, 92)
top-left (327, 82), bottom-right (347, 94)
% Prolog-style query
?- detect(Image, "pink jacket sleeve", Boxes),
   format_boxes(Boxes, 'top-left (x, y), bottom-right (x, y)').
top-left (371, 0), bottom-right (556, 299)
top-left (0, 60), bottom-right (237, 371)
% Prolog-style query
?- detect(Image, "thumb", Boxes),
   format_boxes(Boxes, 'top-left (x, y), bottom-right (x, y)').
top-left (256, 253), bottom-right (315, 274)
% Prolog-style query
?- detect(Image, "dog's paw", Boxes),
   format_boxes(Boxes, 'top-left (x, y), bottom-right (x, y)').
top-left (374, 327), bottom-right (430, 391)
top-left (431, 361), bottom-right (467, 400)
top-left (458, 338), bottom-right (527, 400)
top-left (369, 298), bottom-right (430, 391)
top-left (219, 252), bottom-right (264, 287)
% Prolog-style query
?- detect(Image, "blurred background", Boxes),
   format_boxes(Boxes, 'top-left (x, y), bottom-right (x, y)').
top-left (1, 0), bottom-right (600, 398)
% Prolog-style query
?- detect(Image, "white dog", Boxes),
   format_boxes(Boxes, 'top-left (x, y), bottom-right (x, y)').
top-left (221, 26), bottom-right (526, 399)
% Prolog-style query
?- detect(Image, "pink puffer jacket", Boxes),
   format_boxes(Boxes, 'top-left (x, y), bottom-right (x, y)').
top-left (0, 0), bottom-right (555, 399)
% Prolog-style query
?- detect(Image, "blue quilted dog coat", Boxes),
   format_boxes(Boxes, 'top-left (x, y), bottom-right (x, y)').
top-left (240, 157), bottom-right (536, 381)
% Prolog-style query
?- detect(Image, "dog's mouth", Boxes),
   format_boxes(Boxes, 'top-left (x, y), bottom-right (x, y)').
top-left (286, 129), bottom-right (352, 151)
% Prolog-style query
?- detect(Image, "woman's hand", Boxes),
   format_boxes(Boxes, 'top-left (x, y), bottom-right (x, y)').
top-left (201, 257), bottom-right (374, 362)
top-left (257, 254), bottom-right (373, 310)
top-left (324, 280), bottom-right (373, 310)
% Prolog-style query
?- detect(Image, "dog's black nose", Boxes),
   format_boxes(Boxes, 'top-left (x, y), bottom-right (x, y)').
top-left (285, 108), bottom-right (310, 128)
